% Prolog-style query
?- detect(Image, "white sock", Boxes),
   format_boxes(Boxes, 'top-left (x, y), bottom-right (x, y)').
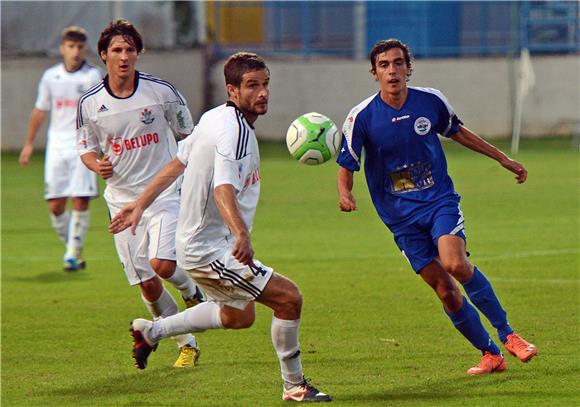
top-left (141, 288), bottom-right (197, 348)
top-left (271, 316), bottom-right (303, 386)
top-left (150, 301), bottom-right (222, 343)
top-left (50, 212), bottom-right (70, 243)
top-left (65, 210), bottom-right (89, 259)
top-left (163, 267), bottom-right (198, 300)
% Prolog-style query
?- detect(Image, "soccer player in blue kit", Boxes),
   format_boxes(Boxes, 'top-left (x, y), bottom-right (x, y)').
top-left (336, 39), bottom-right (537, 375)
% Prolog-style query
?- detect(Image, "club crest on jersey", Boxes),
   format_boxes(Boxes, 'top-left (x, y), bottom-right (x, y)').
top-left (414, 117), bottom-right (431, 135)
top-left (140, 108), bottom-right (155, 125)
top-left (77, 84), bottom-right (87, 95)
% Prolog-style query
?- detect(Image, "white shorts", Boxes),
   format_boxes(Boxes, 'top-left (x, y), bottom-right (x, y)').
top-left (44, 148), bottom-right (98, 200)
top-left (108, 198), bottom-right (179, 286)
top-left (186, 250), bottom-right (274, 310)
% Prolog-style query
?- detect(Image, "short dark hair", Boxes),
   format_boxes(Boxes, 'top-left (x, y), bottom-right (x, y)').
top-left (97, 19), bottom-right (143, 62)
top-left (369, 38), bottom-right (413, 79)
top-left (224, 52), bottom-right (268, 87)
top-left (61, 26), bottom-right (87, 43)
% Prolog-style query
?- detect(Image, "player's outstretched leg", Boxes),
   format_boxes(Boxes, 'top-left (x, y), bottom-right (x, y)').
top-left (462, 267), bottom-right (537, 362)
top-left (140, 283), bottom-right (200, 368)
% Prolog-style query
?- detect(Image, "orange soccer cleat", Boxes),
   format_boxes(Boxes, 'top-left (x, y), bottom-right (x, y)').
top-left (504, 333), bottom-right (537, 362)
top-left (466, 352), bottom-right (507, 375)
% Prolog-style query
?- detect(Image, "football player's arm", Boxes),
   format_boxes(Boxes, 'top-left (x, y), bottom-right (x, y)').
top-left (451, 125), bottom-right (527, 184)
top-left (19, 108), bottom-right (48, 166)
top-left (80, 152), bottom-right (113, 180)
top-left (214, 184), bottom-right (254, 266)
top-left (337, 167), bottom-right (357, 212)
top-left (109, 158), bottom-right (186, 235)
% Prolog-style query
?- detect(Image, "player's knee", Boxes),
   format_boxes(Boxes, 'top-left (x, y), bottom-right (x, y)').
top-left (277, 287), bottom-right (303, 319)
top-left (150, 259), bottom-right (176, 279)
top-left (139, 277), bottom-right (163, 301)
top-left (443, 260), bottom-right (472, 282)
top-left (221, 312), bottom-right (255, 329)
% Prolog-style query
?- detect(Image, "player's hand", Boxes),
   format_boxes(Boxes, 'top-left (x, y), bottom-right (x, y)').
top-left (97, 155), bottom-right (113, 179)
top-left (232, 233), bottom-right (254, 266)
top-left (500, 158), bottom-right (528, 184)
top-left (339, 192), bottom-right (357, 212)
top-left (108, 202), bottom-right (143, 235)
top-left (19, 144), bottom-right (34, 167)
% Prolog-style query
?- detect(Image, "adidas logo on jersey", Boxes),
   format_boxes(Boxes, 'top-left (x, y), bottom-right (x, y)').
top-left (98, 105), bottom-right (109, 112)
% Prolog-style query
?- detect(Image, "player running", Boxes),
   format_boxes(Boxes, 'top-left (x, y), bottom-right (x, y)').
top-left (19, 26), bottom-right (102, 271)
top-left (77, 20), bottom-right (203, 368)
top-left (336, 39), bottom-right (537, 375)
top-left (109, 52), bottom-right (332, 402)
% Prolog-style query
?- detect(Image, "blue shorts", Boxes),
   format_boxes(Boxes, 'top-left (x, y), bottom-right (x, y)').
top-left (393, 202), bottom-right (467, 273)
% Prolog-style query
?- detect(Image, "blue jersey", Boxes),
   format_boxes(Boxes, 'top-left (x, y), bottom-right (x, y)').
top-left (337, 87), bottom-right (463, 231)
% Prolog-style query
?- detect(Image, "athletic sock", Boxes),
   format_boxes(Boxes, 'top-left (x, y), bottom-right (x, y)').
top-left (50, 211), bottom-right (70, 243)
top-left (141, 287), bottom-right (197, 348)
top-left (462, 267), bottom-right (513, 343)
top-left (446, 296), bottom-right (501, 355)
top-left (150, 301), bottom-right (222, 343)
top-left (65, 209), bottom-right (89, 260)
top-left (271, 316), bottom-right (304, 386)
top-left (163, 267), bottom-right (198, 300)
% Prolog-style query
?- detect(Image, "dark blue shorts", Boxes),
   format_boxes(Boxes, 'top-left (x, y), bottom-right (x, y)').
top-left (393, 202), bottom-right (466, 273)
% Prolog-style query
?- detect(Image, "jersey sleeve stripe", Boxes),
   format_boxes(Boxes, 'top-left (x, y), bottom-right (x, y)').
top-left (342, 93), bottom-right (376, 165)
top-left (139, 72), bottom-right (185, 105)
top-left (76, 82), bottom-right (105, 129)
top-left (410, 86), bottom-right (458, 136)
top-left (234, 112), bottom-right (249, 160)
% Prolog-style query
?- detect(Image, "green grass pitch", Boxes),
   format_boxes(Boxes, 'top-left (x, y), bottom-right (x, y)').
top-left (2, 138), bottom-right (578, 406)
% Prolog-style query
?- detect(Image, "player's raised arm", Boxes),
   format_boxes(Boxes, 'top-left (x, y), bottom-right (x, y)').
top-left (337, 167), bottom-right (357, 212)
top-left (451, 125), bottom-right (528, 184)
top-left (109, 158), bottom-right (186, 235)
top-left (214, 184), bottom-right (254, 266)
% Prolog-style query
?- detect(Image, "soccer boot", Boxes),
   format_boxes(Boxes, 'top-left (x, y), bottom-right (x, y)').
top-left (466, 352), bottom-right (507, 375)
top-left (173, 344), bottom-right (201, 368)
top-left (504, 333), bottom-right (537, 362)
top-left (63, 257), bottom-right (86, 272)
top-left (182, 286), bottom-right (206, 308)
top-left (130, 319), bottom-right (158, 369)
top-left (282, 378), bottom-right (332, 402)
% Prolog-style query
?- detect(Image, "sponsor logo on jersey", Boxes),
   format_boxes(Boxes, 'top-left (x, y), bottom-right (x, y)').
top-left (98, 104), bottom-right (109, 113)
top-left (242, 168), bottom-right (260, 190)
top-left (414, 117), bottom-right (431, 135)
top-left (124, 132), bottom-right (160, 151)
top-left (108, 136), bottom-right (124, 156)
top-left (55, 99), bottom-right (78, 109)
top-left (140, 108), bottom-right (155, 125)
top-left (392, 114), bottom-right (410, 123)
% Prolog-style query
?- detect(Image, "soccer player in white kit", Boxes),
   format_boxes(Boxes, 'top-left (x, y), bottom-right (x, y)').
top-left (77, 20), bottom-right (203, 368)
top-left (19, 26), bottom-right (102, 271)
top-left (110, 53), bottom-right (332, 402)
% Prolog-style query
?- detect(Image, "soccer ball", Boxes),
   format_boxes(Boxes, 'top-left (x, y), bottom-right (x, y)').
top-left (286, 112), bottom-right (341, 165)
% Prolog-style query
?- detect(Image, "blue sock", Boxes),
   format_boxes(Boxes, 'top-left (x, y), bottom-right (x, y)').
top-left (446, 296), bottom-right (501, 355)
top-left (462, 267), bottom-right (513, 343)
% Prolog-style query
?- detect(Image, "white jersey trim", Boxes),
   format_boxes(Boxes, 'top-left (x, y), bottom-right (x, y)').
top-left (409, 86), bottom-right (457, 136)
top-left (342, 93), bottom-right (377, 165)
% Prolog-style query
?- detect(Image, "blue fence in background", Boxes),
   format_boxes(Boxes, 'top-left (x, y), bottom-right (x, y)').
top-left (209, 1), bottom-right (579, 59)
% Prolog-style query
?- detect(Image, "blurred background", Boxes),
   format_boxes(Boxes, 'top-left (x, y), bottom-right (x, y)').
top-left (2, 0), bottom-right (579, 149)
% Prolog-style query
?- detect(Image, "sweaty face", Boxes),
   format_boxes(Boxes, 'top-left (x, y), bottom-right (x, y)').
top-left (231, 69), bottom-right (270, 118)
top-left (100, 35), bottom-right (139, 80)
top-left (372, 48), bottom-right (410, 96)
top-left (60, 40), bottom-right (87, 71)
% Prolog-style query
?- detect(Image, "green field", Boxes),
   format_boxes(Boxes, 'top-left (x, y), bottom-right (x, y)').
top-left (2, 139), bottom-right (579, 406)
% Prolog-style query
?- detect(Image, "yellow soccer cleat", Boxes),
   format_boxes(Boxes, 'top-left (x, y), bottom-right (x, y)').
top-left (173, 344), bottom-right (200, 368)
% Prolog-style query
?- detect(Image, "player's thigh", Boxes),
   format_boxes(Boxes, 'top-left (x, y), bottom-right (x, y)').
top-left (69, 154), bottom-right (98, 199)
top-left (186, 252), bottom-right (274, 311)
top-left (146, 200), bottom-right (179, 262)
top-left (44, 149), bottom-right (71, 200)
top-left (393, 224), bottom-right (438, 273)
top-left (109, 204), bottom-right (156, 286)
top-left (256, 273), bottom-right (302, 311)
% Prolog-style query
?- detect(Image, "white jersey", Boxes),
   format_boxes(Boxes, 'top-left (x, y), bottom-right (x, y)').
top-left (35, 61), bottom-right (102, 151)
top-left (176, 101), bottom-right (261, 269)
top-left (77, 71), bottom-right (194, 206)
